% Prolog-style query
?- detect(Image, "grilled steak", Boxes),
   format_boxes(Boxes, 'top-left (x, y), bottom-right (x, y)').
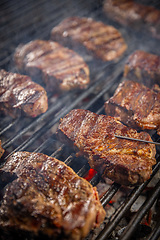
top-left (103, 0), bottom-right (160, 39)
top-left (0, 140), bottom-right (4, 159)
top-left (51, 17), bottom-right (127, 62)
top-left (0, 151), bottom-right (105, 240)
top-left (105, 80), bottom-right (160, 135)
top-left (57, 109), bottom-right (156, 186)
top-left (0, 69), bottom-right (48, 118)
top-left (124, 50), bottom-right (160, 87)
top-left (14, 40), bottom-right (90, 92)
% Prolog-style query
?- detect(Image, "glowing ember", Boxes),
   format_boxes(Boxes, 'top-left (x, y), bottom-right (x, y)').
top-left (84, 168), bottom-right (97, 181)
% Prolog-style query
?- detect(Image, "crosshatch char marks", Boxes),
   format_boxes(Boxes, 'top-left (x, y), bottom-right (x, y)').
top-left (14, 40), bottom-right (90, 93)
top-left (51, 16), bottom-right (127, 62)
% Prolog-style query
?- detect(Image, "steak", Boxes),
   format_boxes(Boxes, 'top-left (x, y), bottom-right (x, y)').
top-left (124, 50), bottom-right (160, 87)
top-left (103, 0), bottom-right (160, 39)
top-left (0, 69), bottom-right (48, 118)
top-left (14, 40), bottom-right (90, 92)
top-left (105, 80), bottom-right (160, 135)
top-left (0, 140), bottom-right (4, 159)
top-left (51, 17), bottom-right (127, 62)
top-left (0, 151), bottom-right (105, 240)
top-left (57, 109), bottom-right (156, 186)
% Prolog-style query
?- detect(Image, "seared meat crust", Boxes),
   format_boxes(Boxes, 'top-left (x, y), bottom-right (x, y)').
top-left (0, 69), bottom-right (48, 118)
top-left (51, 17), bottom-right (127, 62)
top-left (0, 151), bottom-right (105, 240)
top-left (14, 40), bottom-right (90, 92)
top-left (124, 50), bottom-right (160, 87)
top-left (103, 0), bottom-right (160, 39)
top-left (57, 109), bottom-right (156, 186)
top-left (105, 80), bottom-right (160, 134)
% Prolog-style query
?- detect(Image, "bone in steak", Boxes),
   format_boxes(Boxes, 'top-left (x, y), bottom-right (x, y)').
top-left (14, 40), bottom-right (90, 92)
top-left (57, 109), bottom-right (156, 186)
top-left (0, 151), bottom-right (105, 240)
top-left (0, 69), bottom-right (48, 118)
top-left (105, 80), bottom-right (160, 135)
top-left (51, 17), bottom-right (127, 62)
top-left (124, 50), bottom-right (160, 87)
top-left (103, 0), bottom-right (160, 39)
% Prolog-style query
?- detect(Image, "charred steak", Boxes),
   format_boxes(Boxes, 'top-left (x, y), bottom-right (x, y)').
top-left (105, 80), bottom-right (160, 135)
top-left (0, 151), bottom-right (105, 240)
top-left (57, 109), bottom-right (156, 186)
top-left (103, 0), bottom-right (160, 39)
top-left (124, 50), bottom-right (160, 87)
top-left (14, 40), bottom-right (90, 92)
top-left (51, 17), bottom-right (127, 62)
top-left (0, 69), bottom-right (48, 118)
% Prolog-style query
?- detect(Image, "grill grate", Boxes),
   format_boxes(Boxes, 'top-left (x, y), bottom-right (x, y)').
top-left (0, 0), bottom-right (160, 239)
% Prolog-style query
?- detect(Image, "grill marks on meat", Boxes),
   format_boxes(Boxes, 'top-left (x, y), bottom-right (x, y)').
top-left (14, 40), bottom-right (90, 92)
top-left (105, 80), bottom-right (160, 135)
top-left (51, 17), bottom-right (127, 62)
top-left (124, 50), bottom-right (160, 87)
top-left (103, 0), bottom-right (160, 39)
top-left (57, 109), bottom-right (156, 186)
top-left (0, 151), bottom-right (105, 240)
top-left (0, 69), bottom-right (48, 118)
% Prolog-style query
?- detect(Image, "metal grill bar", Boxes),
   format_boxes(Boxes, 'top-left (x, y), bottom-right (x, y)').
top-left (0, 1), bottom-right (160, 240)
top-left (147, 220), bottom-right (160, 240)
top-left (96, 161), bottom-right (160, 240)
top-left (120, 179), bottom-right (160, 240)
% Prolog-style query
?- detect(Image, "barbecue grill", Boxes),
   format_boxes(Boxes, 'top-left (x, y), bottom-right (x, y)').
top-left (0, 0), bottom-right (160, 239)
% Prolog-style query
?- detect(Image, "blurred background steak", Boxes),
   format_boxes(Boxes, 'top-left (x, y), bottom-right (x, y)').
top-left (124, 50), bottom-right (160, 87)
top-left (103, 0), bottom-right (160, 39)
top-left (0, 69), bottom-right (48, 118)
top-left (51, 17), bottom-right (127, 62)
top-left (57, 109), bottom-right (156, 186)
top-left (0, 151), bottom-right (105, 240)
top-left (105, 80), bottom-right (160, 135)
top-left (14, 40), bottom-right (90, 92)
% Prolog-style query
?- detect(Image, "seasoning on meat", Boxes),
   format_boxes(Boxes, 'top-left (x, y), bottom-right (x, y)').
top-left (57, 109), bottom-right (156, 186)
top-left (103, 0), bottom-right (160, 39)
top-left (0, 151), bottom-right (105, 240)
top-left (124, 50), bottom-right (160, 87)
top-left (14, 40), bottom-right (90, 92)
top-left (0, 140), bottom-right (4, 159)
top-left (105, 80), bottom-right (160, 135)
top-left (51, 17), bottom-right (127, 62)
top-left (0, 69), bottom-right (48, 118)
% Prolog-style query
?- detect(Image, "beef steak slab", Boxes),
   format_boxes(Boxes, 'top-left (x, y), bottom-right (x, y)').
top-left (57, 109), bottom-right (156, 186)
